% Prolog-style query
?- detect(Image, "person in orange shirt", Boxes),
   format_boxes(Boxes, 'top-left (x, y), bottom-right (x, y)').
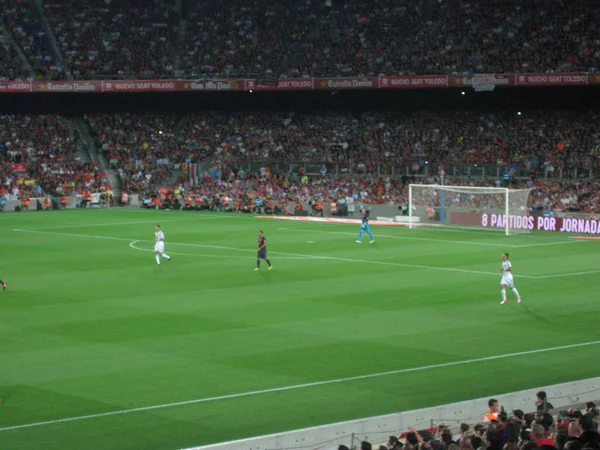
top-left (43, 197), bottom-right (51, 210)
top-left (152, 197), bottom-right (162, 209)
top-left (221, 197), bottom-right (230, 211)
top-left (283, 202), bottom-right (292, 215)
top-left (482, 398), bottom-right (500, 423)
top-left (427, 206), bottom-right (435, 220)
top-left (314, 200), bottom-right (324, 217)
top-left (264, 200), bottom-right (274, 214)
top-left (60, 196), bottom-right (68, 209)
top-left (81, 191), bottom-right (92, 208)
top-left (330, 201), bottom-right (338, 215)
top-left (22, 196), bottom-right (31, 211)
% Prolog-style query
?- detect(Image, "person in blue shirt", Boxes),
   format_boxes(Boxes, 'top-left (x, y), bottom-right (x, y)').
top-left (356, 208), bottom-right (375, 244)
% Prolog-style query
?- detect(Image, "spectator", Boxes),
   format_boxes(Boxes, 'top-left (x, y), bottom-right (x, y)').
top-left (483, 399), bottom-right (501, 423)
top-left (584, 403), bottom-right (599, 417)
top-left (485, 430), bottom-right (503, 450)
top-left (536, 392), bottom-right (555, 412)
top-left (2, 0), bottom-right (600, 80)
top-left (531, 425), bottom-right (554, 447)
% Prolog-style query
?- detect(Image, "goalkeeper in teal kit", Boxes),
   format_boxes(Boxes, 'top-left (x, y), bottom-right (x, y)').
top-left (356, 208), bottom-right (375, 244)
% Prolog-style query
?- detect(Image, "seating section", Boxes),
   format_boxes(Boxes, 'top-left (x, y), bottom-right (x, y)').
top-left (1, 0), bottom-right (599, 80)
top-left (361, 405), bottom-right (599, 450)
top-left (0, 115), bottom-right (108, 198)
top-left (89, 109), bottom-right (600, 172)
top-left (86, 112), bottom-right (599, 214)
top-left (43, 0), bottom-right (178, 80)
top-left (0, 111), bottom-right (597, 215)
top-left (1, 0), bottom-right (60, 79)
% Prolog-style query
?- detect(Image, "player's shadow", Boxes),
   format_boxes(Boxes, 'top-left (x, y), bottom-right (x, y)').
top-left (518, 304), bottom-right (552, 325)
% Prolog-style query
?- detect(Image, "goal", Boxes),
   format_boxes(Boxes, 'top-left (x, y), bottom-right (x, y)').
top-left (408, 184), bottom-right (533, 235)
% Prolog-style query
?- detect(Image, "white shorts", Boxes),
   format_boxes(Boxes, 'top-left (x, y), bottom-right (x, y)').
top-left (501, 274), bottom-right (514, 288)
top-left (154, 241), bottom-right (165, 253)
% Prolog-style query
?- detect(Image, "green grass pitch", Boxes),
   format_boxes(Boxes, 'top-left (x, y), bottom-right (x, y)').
top-left (1, 209), bottom-right (599, 450)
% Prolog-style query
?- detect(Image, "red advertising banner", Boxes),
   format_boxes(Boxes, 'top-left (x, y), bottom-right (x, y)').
top-left (101, 80), bottom-right (180, 92)
top-left (379, 75), bottom-right (447, 88)
top-left (245, 78), bottom-right (313, 91)
top-left (315, 77), bottom-right (378, 90)
top-left (0, 81), bottom-right (32, 92)
top-left (0, 72), bottom-right (598, 94)
top-left (451, 212), bottom-right (600, 234)
top-left (12, 163), bottom-right (27, 172)
top-left (515, 73), bottom-right (588, 86)
top-left (37, 81), bottom-right (102, 92)
top-left (448, 74), bottom-right (515, 88)
top-left (184, 79), bottom-right (244, 91)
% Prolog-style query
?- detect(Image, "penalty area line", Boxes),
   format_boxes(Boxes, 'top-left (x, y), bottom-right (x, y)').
top-left (1, 340), bottom-right (599, 432)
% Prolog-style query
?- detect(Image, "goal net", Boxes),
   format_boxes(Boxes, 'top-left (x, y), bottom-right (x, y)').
top-left (408, 184), bottom-right (533, 235)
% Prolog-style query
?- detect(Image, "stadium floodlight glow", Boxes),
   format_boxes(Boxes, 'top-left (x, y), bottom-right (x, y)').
top-left (408, 184), bottom-right (533, 236)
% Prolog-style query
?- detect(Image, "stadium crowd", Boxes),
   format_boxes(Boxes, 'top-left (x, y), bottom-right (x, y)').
top-left (1, 0), bottom-right (599, 80)
top-left (88, 109), bottom-right (600, 175)
top-left (0, 115), bottom-right (109, 199)
top-left (0, 0), bottom-right (60, 80)
top-left (1, 111), bottom-right (598, 215)
top-left (43, 0), bottom-right (178, 80)
top-left (353, 400), bottom-right (600, 450)
top-left (135, 171), bottom-right (600, 218)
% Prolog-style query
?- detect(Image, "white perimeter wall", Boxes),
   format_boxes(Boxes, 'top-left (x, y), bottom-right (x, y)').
top-left (182, 377), bottom-right (600, 450)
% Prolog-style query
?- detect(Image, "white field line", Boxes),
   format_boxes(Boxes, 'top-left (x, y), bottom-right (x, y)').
top-left (10, 229), bottom-right (506, 278)
top-left (1, 340), bottom-right (599, 433)
top-left (12, 229), bottom-right (598, 280)
top-left (276, 227), bottom-right (584, 249)
top-left (515, 240), bottom-right (587, 248)
top-left (129, 241), bottom-right (309, 260)
top-left (14, 217), bottom-right (222, 231)
top-left (532, 270), bottom-right (600, 279)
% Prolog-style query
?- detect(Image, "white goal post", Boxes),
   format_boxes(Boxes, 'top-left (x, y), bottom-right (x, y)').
top-left (408, 184), bottom-right (533, 235)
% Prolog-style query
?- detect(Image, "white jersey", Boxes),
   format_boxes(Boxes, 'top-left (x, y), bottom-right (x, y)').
top-left (501, 260), bottom-right (514, 287)
top-left (154, 230), bottom-right (165, 253)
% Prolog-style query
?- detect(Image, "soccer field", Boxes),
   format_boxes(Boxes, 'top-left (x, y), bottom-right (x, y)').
top-left (1, 209), bottom-right (599, 450)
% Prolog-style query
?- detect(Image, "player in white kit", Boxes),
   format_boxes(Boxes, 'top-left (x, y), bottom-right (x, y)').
top-left (154, 225), bottom-right (171, 265)
top-left (500, 253), bottom-right (521, 304)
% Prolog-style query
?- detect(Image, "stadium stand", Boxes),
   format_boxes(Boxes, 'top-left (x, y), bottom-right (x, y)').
top-left (43, 0), bottom-right (178, 80)
top-left (1, 109), bottom-right (598, 216)
top-left (86, 110), bottom-right (600, 195)
top-left (1, 0), bottom-right (60, 80)
top-left (0, 0), bottom-right (598, 80)
top-left (0, 114), bottom-right (109, 197)
top-left (364, 403), bottom-right (600, 450)
top-left (0, 38), bottom-right (29, 81)
top-left (87, 110), bottom-right (600, 170)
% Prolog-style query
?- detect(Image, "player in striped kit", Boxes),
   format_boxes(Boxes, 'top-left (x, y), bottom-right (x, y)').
top-left (500, 253), bottom-right (522, 304)
top-left (154, 225), bottom-right (172, 265)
